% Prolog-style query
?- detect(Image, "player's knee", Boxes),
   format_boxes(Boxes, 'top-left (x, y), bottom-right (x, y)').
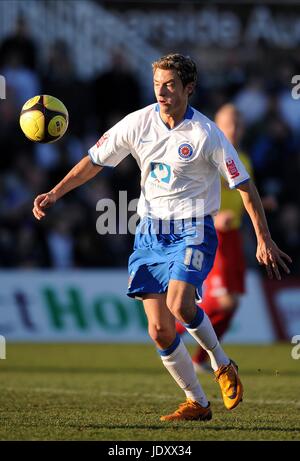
top-left (167, 300), bottom-right (194, 323)
top-left (148, 324), bottom-right (174, 348)
top-left (167, 302), bottom-right (184, 319)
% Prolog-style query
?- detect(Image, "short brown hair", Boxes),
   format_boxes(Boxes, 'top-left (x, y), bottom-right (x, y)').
top-left (152, 53), bottom-right (197, 88)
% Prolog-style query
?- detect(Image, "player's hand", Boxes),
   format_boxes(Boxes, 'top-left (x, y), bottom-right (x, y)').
top-left (256, 238), bottom-right (292, 280)
top-left (32, 191), bottom-right (57, 220)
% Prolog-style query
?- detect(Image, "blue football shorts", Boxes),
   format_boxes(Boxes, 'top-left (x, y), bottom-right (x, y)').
top-left (127, 215), bottom-right (218, 301)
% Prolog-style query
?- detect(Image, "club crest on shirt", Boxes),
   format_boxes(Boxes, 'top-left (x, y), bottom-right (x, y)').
top-left (178, 143), bottom-right (193, 160)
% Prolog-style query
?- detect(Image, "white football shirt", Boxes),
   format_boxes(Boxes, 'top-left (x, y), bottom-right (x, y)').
top-left (88, 104), bottom-right (250, 220)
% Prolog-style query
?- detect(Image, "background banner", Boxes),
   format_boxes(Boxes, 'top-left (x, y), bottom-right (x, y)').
top-left (0, 269), bottom-right (276, 343)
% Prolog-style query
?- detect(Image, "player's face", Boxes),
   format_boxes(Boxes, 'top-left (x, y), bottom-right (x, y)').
top-left (153, 68), bottom-right (192, 115)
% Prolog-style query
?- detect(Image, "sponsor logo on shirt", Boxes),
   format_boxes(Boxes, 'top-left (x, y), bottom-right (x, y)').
top-left (226, 158), bottom-right (239, 179)
top-left (150, 162), bottom-right (171, 184)
top-left (96, 132), bottom-right (109, 148)
top-left (178, 143), bottom-right (193, 160)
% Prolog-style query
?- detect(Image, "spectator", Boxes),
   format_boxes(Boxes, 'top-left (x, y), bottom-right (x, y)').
top-left (92, 48), bottom-right (142, 133)
top-left (0, 14), bottom-right (37, 70)
top-left (234, 76), bottom-right (268, 126)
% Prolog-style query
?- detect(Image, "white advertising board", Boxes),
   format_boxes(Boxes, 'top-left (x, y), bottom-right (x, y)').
top-left (0, 270), bottom-right (275, 343)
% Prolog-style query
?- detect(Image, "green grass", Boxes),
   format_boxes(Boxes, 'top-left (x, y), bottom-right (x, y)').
top-left (0, 343), bottom-right (299, 441)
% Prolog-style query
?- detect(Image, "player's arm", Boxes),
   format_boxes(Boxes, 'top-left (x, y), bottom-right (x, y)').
top-left (32, 155), bottom-right (102, 220)
top-left (236, 179), bottom-right (292, 280)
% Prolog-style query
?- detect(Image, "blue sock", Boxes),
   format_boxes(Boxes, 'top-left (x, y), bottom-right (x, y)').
top-left (157, 333), bottom-right (180, 356)
top-left (184, 307), bottom-right (204, 329)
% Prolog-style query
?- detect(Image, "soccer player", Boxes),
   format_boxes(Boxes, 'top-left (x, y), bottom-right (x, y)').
top-left (32, 54), bottom-right (291, 422)
top-left (176, 103), bottom-right (253, 371)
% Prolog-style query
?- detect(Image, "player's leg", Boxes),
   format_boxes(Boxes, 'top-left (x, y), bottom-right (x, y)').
top-left (166, 279), bottom-right (243, 410)
top-left (143, 292), bottom-right (176, 350)
top-left (191, 227), bottom-right (245, 370)
top-left (175, 292), bottom-right (239, 366)
top-left (167, 279), bottom-right (230, 370)
top-left (142, 293), bottom-right (212, 421)
top-left (192, 293), bottom-right (239, 366)
top-left (205, 293), bottom-right (238, 338)
top-left (203, 227), bottom-right (244, 343)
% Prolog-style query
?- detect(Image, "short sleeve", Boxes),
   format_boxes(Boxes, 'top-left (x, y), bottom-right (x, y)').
top-left (203, 122), bottom-right (250, 189)
top-left (88, 115), bottom-right (131, 168)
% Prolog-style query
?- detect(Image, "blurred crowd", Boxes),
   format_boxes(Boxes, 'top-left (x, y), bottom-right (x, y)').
top-left (0, 16), bottom-right (299, 274)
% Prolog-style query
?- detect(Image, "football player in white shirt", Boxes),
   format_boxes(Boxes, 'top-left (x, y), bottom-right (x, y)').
top-left (33, 54), bottom-right (291, 422)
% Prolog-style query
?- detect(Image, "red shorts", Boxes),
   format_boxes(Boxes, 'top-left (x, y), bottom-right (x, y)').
top-left (203, 228), bottom-right (245, 298)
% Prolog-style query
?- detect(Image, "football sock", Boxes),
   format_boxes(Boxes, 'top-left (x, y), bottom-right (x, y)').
top-left (185, 309), bottom-right (230, 371)
top-left (157, 334), bottom-right (209, 407)
top-left (193, 307), bottom-right (236, 364)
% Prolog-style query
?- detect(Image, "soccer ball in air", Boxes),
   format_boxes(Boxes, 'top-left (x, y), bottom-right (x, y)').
top-left (19, 95), bottom-right (68, 143)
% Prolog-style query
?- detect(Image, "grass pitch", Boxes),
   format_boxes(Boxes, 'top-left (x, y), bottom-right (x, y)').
top-left (0, 343), bottom-right (299, 441)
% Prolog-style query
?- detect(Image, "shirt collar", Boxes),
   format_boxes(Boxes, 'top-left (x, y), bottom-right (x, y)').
top-left (155, 103), bottom-right (194, 119)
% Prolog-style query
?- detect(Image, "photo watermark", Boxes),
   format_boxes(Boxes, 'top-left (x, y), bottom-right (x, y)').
top-left (291, 75), bottom-right (300, 100)
top-left (95, 191), bottom-right (206, 236)
top-left (0, 335), bottom-right (6, 359)
top-left (291, 335), bottom-right (300, 360)
top-left (0, 75), bottom-right (6, 100)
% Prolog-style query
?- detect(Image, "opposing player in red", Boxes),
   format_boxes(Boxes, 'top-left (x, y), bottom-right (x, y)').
top-left (176, 103), bottom-right (253, 371)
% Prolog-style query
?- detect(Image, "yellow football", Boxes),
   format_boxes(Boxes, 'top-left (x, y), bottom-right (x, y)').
top-left (20, 95), bottom-right (68, 143)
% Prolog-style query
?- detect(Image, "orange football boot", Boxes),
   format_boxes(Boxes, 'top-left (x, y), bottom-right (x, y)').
top-left (214, 359), bottom-right (243, 410)
top-left (160, 399), bottom-right (212, 422)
